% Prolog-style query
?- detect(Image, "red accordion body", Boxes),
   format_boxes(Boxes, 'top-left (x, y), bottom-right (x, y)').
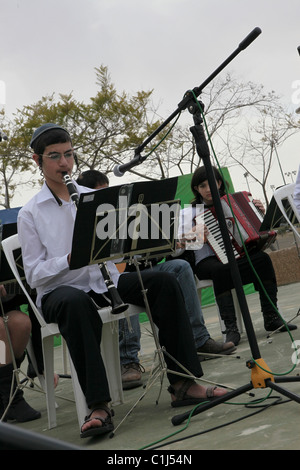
top-left (196, 191), bottom-right (277, 263)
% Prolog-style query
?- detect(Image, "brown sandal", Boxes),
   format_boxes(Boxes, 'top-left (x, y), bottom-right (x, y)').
top-left (168, 379), bottom-right (221, 408)
top-left (80, 405), bottom-right (114, 438)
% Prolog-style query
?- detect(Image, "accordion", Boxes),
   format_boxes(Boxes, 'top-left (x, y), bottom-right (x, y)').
top-left (195, 191), bottom-right (277, 264)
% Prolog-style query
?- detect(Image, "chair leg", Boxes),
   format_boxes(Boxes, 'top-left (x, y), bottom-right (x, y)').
top-left (68, 355), bottom-right (89, 429)
top-left (101, 322), bottom-right (124, 406)
top-left (61, 338), bottom-right (68, 375)
top-left (25, 339), bottom-right (46, 391)
top-left (42, 335), bottom-right (57, 429)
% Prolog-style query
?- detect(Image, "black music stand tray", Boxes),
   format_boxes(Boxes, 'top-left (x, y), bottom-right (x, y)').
top-left (69, 178), bottom-right (226, 434)
top-left (171, 107), bottom-right (300, 428)
top-left (70, 177), bottom-right (180, 268)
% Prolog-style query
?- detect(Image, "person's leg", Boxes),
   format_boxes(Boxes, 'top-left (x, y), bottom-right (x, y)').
top-left (237, 251), bottom-right (297, 332)
top-left (89, 288), bottom-right (144, 390)
top-left (119, 314), bottom-right (141, 364)
top-left (151, 259), bottom-right (210, 347)
top-left (257, 280), bottom-right (297, 332)
top-left (42, 286), bottom-right (111, 407)
top-left (0, 310), bottom-right (31, 363)
top-left (119, 314), bottom-right (144, 389)
top-left (152, 259), bottom-right (236, 354)
top-left (118, 257), bottom-right (211, 388)
top-left (0, 310), bottom-right (41, 422)
top-left (42, 286), bottom-right (115, 437)
top-left (214, 291), bottom-right (241, 345)
top-left (118, 270), bottom-right (202, 382)
top-left (195, 257), bottom-right (241, 344)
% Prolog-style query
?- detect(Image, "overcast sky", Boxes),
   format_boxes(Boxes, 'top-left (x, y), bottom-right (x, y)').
top-left (1, 0), bottom-right (300, 205)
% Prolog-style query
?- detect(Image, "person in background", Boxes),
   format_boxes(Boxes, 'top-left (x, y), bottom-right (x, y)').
top-left (176, 165), bottom-right (297, 346)
top-left (77, 170), bottom-right (109, 189)
top-left (0, 285), bottom-right (41, 422)
top-left (77, 170), bottom-right (236, 390)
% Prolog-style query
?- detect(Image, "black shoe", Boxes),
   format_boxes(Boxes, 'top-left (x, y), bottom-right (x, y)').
top-left (0, 364), bottom-right (41, 423)
top-left (121, 363), bottom-right (145, 390)
top-left (197, 338), bottom-right (236, 359)
top-left (225, 328), bottom-right (241, 346)
top-left (264, 317), bottom-right (297, 333)
top-left (4, 396), bottom-right (41, 423)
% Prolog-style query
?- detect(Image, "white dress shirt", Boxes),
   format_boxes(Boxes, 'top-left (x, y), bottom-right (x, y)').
top-left (177, 205), bottom-right (214, 264)
top-left (17, 181), bottom-right (120, 308)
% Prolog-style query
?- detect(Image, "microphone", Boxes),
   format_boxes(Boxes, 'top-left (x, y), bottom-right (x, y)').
top-left (238, 27), bottom-right (262, 50)
top-left (0, 129), bottom-right (8, 142)
top-left (113, 155), bottom-right (142, 177)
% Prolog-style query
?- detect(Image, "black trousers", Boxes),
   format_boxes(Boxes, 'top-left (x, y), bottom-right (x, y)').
top-left (194, 251), bottom-right (277, 297)
top-left (41, 270), bottom-right (203, 409)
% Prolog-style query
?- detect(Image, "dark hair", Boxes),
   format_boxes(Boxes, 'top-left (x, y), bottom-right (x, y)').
top-left (77, 170), bottom-right (109, 189)
top-left (190, 166), bottom-right (226, 206)
top-left (32, 128), bottom-right (73, 169)
top-left (32, 128), bottom-right (72, 156)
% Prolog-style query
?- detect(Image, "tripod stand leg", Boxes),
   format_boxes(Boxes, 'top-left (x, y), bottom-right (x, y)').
top-left (267, 378), bottom-right (300, 403)
top-left (172, 363), bottom-right (300, 427)
top-left (275, 376), bottom-right (300, 384)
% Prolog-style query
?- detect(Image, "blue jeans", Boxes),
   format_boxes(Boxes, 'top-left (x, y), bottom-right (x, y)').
top-left (119, 258), bottom-right (210, 365)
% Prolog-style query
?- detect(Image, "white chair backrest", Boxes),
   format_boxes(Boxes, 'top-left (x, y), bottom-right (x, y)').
top-left (273, 183), bottom-right (300, 242)
top-left (1, 234), bottom-right (47, 328)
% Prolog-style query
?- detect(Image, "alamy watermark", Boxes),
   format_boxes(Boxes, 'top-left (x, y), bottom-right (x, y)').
top-left (94, 198), bottom-right (205, 248)
top-left (291, 340), bottom-right (300, 365)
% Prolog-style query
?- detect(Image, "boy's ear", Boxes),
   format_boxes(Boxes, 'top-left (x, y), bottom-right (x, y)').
top-left (32, 153), bottom-right (41, 167)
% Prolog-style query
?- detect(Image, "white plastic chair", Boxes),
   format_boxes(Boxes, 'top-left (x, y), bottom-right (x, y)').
top-left (1, 234), bottom-right (143, 429)
top-left (273, 183), bottom-right (300, 245)
top-left (196, 278), bottom-right (243, 340)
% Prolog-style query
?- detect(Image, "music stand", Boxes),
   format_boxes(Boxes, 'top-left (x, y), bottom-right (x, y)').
top-left (69, 178), bottom-right (210, 433)
top-left (69, 177), bottom-right (180, 268)
top-left (260, 192), bottom-right (291, 232)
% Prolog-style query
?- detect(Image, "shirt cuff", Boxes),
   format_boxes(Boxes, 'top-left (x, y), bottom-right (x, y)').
top-left (56, 254), bottom-right (70, 272)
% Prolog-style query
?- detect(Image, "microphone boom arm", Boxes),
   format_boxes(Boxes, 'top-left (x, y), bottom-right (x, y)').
top-left (114, 27), bottom-right (262, 176)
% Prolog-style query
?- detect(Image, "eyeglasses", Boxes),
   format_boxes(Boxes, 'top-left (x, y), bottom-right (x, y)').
top-left (42, 150), bottom-right (75, 161)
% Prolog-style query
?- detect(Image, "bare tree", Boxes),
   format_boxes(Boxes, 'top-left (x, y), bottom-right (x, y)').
top-left (146, 74), bottom-right (286, 179)
top-left (217, 100), bottom-right (299, 206)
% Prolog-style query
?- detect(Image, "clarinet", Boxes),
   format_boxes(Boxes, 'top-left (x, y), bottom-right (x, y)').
top-left (62, 172), bottom-right (129, 314)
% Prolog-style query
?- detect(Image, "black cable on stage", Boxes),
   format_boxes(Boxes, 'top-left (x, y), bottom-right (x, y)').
top-left (141, 395), bottom-right (287, 450)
